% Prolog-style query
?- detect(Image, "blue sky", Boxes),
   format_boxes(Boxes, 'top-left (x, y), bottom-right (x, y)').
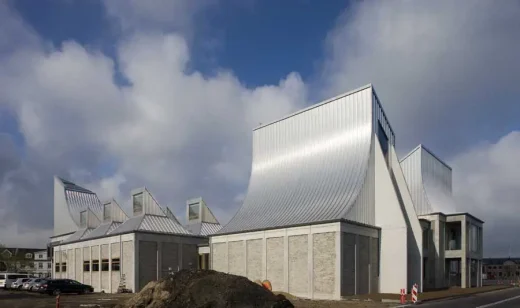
top-left (0, 0), bottom-right (520, 256)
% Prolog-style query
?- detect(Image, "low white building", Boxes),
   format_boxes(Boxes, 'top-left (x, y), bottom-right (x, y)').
top-left (50, 178), bottom-right (213, 293)
top-left (209, 84), bottom-right (483, 299)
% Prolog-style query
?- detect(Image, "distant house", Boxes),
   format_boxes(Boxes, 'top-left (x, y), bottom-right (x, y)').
top-left (0, 247), bottom-right (51, 277)
top-left (483, 258), bottom-right (520, 280)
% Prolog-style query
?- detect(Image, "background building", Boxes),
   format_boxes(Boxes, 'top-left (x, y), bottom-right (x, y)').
top-left (483, 258), bottom-right (520, 281)
top-left (0, 247), bottom-right (51, 277)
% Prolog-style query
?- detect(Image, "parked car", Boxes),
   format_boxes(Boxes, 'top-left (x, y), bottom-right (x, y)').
top-left (38, 279), bottom-right (94, 295)
top-left (30, 279), bottom-right (48, 292)
top-left (22, 278), bottom-right (43, 291)
top-left (1, 273), bottom-right (30, 289)
top-left (11, 278), bottom-right (31, 290)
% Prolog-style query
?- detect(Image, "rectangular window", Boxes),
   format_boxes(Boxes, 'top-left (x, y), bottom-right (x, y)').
top-left (133, 193), bottom-right (144, 215)
top-left (55, 263), bottom-right (60, 272)
top-left (103, 203), bottom-right (111, 221)
top-left (48, 263), bottom-right (51, 269)
top-left (80, 210), bottom-right (87, 228)
top-left (101, 259), bottom-right (109, 271)
top-left (92, 260), bottom-right (99, 272)
top-left (38, 254), bottom-right (43, 259)
top-left (422, 229), bottom-right (429, 250)
top-left (188, 202), bottom-right (200, 220)
top-left (111, 258), bottom-right (120, 271)
top-left (83, 261), bottom-right (90, 272)
top-left (61, 262), bottom-right (67, 272)
top-left (38, 263), bottom-right (43, 269)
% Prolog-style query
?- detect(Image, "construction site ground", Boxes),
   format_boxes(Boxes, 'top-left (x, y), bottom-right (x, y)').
top-left (0, 285), bottom-right (511, 308)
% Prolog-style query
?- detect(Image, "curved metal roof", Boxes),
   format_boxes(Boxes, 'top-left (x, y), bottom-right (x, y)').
top-left (220, 85), bottom-right (374, 234)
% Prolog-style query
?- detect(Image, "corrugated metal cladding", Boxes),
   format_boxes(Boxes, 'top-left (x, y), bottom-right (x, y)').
top-left (65, 190), bottom-right (103, 226)
top-left (400, 145), bottom-right (457, 215)
top-left (139, 215), bottom-right (191, 235)
top-left (200, 222), bottom-right (222, 236)
top-left (219, 85), bottom-right (374, 234)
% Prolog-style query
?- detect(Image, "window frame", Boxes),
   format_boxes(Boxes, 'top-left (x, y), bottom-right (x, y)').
top-left (133, 193), bottom-right (144, 215)
top-left (83, 260), bottom-right (90, 272)
top-left (111, 258), bottom-right (120, 271)
top-left (101, 259), bottom-right (109, 272)
top-left (80, 210), bottom-right (87, 228)
top-left (92, 260), bottom-right (100, 272)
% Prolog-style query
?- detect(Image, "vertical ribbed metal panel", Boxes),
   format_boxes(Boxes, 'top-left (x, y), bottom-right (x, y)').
top-left (87, 208), bottom-right (101, 229)
top-left (400, 147), bottom-right (430, 215)
top-left (400, 145), bottom-right (457, 215)
top-left (139, 188), bottom-right (166, 216)
top-left (421, 147), bottom-right (457, 214)
top-left (346, 135), bottom-right (375, 225)
top-left (220, 85), bottom-right (374, 234)
top-left (65, 190), bottom-right (103, 227)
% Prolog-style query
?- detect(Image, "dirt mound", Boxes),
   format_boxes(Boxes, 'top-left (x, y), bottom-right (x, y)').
top-left (117, 269), bottom-right (294, 308)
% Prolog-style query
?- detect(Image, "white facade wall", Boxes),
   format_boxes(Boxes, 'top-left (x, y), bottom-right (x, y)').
top-left (53, 232), bottom-right (207, 293)
top-left (211, 222), bottom-right (379, 300)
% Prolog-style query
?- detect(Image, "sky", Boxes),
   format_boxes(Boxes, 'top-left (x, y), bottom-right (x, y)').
top-left (0, 0), bottom-right (519, 257)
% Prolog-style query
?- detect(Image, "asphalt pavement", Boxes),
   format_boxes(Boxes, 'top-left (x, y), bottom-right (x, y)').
top-left (415, 287), bottom-right (520, 308)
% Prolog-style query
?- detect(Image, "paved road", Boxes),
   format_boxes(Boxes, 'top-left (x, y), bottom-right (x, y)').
top-left (418, 287), bottom-right (520, 308)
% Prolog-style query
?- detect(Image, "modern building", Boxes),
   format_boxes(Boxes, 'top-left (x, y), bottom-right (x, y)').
top-left (401, 145), bottom-right (484, 289)
top-left (0, 247), bottom-right (51, 277)
top-left (209, 84), bottom-right (483, 299)
top-left (49, 177), bottom-right (219, 293)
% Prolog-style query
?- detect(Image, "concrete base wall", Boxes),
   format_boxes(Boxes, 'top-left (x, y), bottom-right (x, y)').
top-left (211, 221), bottom-right (379, 300)
top-left (53, 232), bottom-right (207, 293)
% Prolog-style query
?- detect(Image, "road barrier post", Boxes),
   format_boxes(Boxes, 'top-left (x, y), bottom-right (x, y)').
top-left (400, 288), bottom-right (406, 304)
top-left (411, 283), bottom-right (418, 304)
top-left (56, 294), bottom-right (60, 308)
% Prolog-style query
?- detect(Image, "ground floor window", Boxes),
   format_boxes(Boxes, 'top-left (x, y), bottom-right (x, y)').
top-left (92, 260), bottom-right (99, 272)
top-left (55, 263), bottom-right (60, 272)
top-left (83, 261), bottom-right (90, 272)
top-left (102, 259), bottom-right (109, 271)
top-left (61, 262), bottom-right (67, 272)
top-left (111, 258), bottom-right (120, 271)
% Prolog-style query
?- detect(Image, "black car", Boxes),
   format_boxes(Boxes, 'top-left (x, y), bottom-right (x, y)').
top-left (38, 279), bottom-right (94, 295)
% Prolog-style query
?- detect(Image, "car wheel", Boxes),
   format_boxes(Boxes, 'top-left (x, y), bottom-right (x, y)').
top-left (53, 289), bottom-right (61, 296)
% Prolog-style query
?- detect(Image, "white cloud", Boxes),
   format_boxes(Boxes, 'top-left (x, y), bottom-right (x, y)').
top-left (451, 131), bottom-right (520, 256)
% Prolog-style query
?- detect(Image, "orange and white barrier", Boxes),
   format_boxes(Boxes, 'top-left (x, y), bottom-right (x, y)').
top-left (411, 283), bottom-right (418, 303)
top-left (400, 288), bottom-right (406, 304)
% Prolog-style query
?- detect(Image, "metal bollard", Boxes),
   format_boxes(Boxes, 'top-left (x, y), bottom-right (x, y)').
top-left (56, 294), bottom-right (60, 308)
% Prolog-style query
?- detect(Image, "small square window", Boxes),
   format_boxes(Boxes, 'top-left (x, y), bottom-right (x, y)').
top-left (101, 259), bottom-right (109, 272)
top-left (25, 253), bottom-right (33, 259)
top-left (133, 193), bottom-right (143, 215)
top-left (92, 260), bottom-right (99, 272)
top-left (83, 261), bottom-right (90, 272)
top-left (111, 258), bottom-right (120, 271)
top-left (80, 210), bottom-right (87, 228)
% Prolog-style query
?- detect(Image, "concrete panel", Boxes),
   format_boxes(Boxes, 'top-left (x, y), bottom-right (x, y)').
top-left (313, 232), bottom-right (335, 294)
top-left (92, 246), bottom-right (99, 260)
top-left (267, 237), bottom-right (284, 292)
top-left (246, 239), bottom-right (263, 282)
top-left (228, 241), bottom-right (245, 276)
top-left (370, 238), bottom-right (379, 293)
top-left (92, 272), bottom-right (99, 290)
top-left (162, 243), bottom-right (179, 274)
top-left (212, 243), bottom-right (227, 273)
top-left (139, 241), bottom-right (157, 290)
top-left (341, 233), bottom-right (356, 296)
top-left (111, 243), bottom-right (120, 258)
top-left (101, 244), bottom-right (109, 259)
top-left (182, 244), bottom-right (198, 270)
top-left (122, 241), bottom-right (134, 292)
top-left (101, 272), bottom-right (109, 291)
top-left (111, 272), bottom-right (119, 293)
top-left (75, 248), bottom-right (82, 282)
top-left (289, 235), bottom-right (308, 295)
top-left (357, 235), bottom-right (369, 294)
top-left (67, 249), bottom-right (73, 278)
top-left (83, 271), bottom-right (91, 285)
top-left (83, 247), bottom-right (90, 261)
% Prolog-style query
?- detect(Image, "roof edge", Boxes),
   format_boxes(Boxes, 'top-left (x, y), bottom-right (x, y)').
top-left (213, 218), bottom-right (380, 237)
top-left (399, 144), bottom-right (452, 171)
top-left (253, 83), bottom-right (373, 131)
top-left (52, 230), bottom-right (207, 246)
